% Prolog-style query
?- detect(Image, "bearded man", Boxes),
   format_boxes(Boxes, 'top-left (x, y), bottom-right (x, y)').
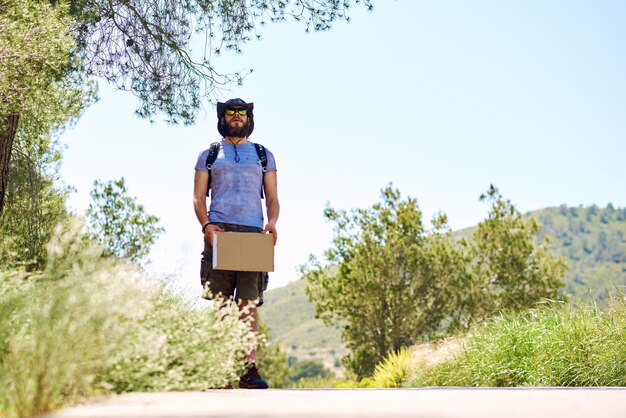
top-left (193, 98), bottom-right (279, 389)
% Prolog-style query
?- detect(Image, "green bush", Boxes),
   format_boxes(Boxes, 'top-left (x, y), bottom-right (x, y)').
top-left (289, 376), bottom-right (343, 388)
top-left (422, 295), bottom-right (626, 387)
top-left (256, 323), bottom-right (289, 389)
top-left (287, 360), bottom-right (332, 385)
top-left (99, 292), bottom-right (255, 392)
top-left (0, 221), bottom-right (254, 418)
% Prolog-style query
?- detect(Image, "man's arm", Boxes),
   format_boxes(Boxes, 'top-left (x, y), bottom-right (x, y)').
top-left (262, 170), bottom-right (280, 245)
top-left (193, 170), bottom-right (223, 245)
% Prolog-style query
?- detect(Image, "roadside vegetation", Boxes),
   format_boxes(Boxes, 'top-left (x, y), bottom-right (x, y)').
top-left (419, 294), bottom-right (626, 387)
top-left (294, 184), bottom-right (625, 388)
top-left (2, 1), bottom-right (377, 415)
top-left (2, 4), bottom-right (625, 414)
top-left (303, 184), bottom-right (568, 378)
top-left (0, 221), bottom-right (255, 418)
top-left (288, 293), bottom-right (626, 389)
top-left (262, 202), bottom-right (626, 380)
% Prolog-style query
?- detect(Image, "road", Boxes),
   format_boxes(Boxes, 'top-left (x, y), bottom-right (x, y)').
top-left (43, 388), bottom-right (626, 418)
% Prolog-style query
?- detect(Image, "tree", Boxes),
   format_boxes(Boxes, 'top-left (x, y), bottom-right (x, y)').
top-left (86, 178), bottom-right (164, 262)
top-left (0, 0), bottom-right (95, 266)
top-left (304, 185), bottom-right (466, 377)
top-left (304, 185), bottom-right (568, 378)
top-left (0, 121), bottom-right (70, 270)
top-left (67, 0), bottom-right (374, 123)
top-left (1, 0), bottom-right (373, 215)
top-left (465, 185), bottom-right (568, 319)
top-left (0, 0), bottom-right (95, 216)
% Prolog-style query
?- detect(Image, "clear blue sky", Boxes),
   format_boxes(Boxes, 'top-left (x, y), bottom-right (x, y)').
top-left (59, 1), bottom-right (626, 295)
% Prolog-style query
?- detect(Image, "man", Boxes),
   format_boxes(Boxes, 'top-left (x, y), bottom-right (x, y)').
top-left (193, 98), bottom-right (279, 389)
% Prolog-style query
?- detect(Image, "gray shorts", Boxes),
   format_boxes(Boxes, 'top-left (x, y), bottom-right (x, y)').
top-left (200, 223), bottom-right (269, 306)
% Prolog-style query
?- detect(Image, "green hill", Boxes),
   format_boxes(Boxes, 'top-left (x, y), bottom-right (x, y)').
top-left (533, 205), bottom-right (626, 300)
top-left (262, 204), bottom-right (626, 368)
top-left (262, 277), bottom-right (347, 374)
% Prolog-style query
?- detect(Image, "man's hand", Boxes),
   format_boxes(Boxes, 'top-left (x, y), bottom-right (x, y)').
top-left (204, 224), bottom-right (225, 246)
top-left (262, 222), bottom-right (277, 245)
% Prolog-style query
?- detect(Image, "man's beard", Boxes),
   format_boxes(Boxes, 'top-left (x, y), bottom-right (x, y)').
top-left (223, 119), bottom-right (250, 137)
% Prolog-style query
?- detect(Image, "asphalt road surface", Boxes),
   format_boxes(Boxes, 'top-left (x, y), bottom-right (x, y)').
top-left (43, 388), bottom-right (626, 418)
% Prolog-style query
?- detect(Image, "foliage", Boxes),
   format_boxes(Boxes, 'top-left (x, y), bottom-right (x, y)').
top-left (302, 185), bottom-right (474, 377)
top-left (304, 185), bottom-right (464, 377)
top-left (287, 359), bottom-right (333, 384)
top-left (262, 277), bottom-right (346, 372)
top-left (0, 220), bottom-right (255, 418)
top-left (3, 0), bottom-right (373, 125)
top-left (0, 110), bottom-right (81, 270)
top-left (288, 376), bottom-right (346, 388)
top-left (0, 0), bottom-right (96, 217)
top-left (532, 205), bottom-right (626, 302)
top-left (304, 184), bottom-right (568, 378)
top-left (289, 348), bottom-right (412, 388)
top-left (86, 177), bottom-right (164, 263)
top-left (458, 204), bottom-right (626, 303)
top-left (0, 220), bottom-right (149, 418)
top-left (367, 347), bottom-right (414, 388)
top-left (65, 0), bottom-right (373, 123)
top-left (264, 203), bottom-right (626, 383)
top-left (265, 206), bottom-right (623, 383)
top-left (0, 0), bottom-right (94, 120)
top-left (1, 0), bottom-right (371, 220)
top-left (458, 185), bottom-right (568, 325)
top-left (420, 294), bottom-right (626, 387)
top-left (100, 292), bottom-right (255, 392)
top-left (256, 322), bottom-right (289, 388)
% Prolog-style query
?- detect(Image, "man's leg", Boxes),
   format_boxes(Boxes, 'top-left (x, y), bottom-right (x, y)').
top-left (200, 237), bottom-right (239, 389)
top-left (238, 299), bottom-right (259, 364)
top-left (237, 298), bottom-right (268, 389)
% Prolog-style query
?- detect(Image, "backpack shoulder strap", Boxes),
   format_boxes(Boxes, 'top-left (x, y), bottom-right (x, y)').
top-left (253, 142), bottom-right (268, 172)
top-left (205, 141), bottom-right (221, 169)
top-left (253, 142), bottom-right (268, 198)
top-left (205, 141), bottom-right (221, 197)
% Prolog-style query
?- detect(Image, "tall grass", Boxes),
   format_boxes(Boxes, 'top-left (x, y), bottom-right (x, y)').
top-left (421, 295), bottom-right (626, 387)
top-left (0, 221), bottom-right (255, 418)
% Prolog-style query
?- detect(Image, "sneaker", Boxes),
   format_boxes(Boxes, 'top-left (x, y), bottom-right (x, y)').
top-left (239, 364), bottom-right (269, 389)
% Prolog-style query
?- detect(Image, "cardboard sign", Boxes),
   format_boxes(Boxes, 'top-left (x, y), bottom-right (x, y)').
top-left (212, 231), bottom-right (274, 272)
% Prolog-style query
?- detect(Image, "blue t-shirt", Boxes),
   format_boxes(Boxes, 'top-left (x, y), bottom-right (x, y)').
top-left (195, 139), bottom-right (277, 229)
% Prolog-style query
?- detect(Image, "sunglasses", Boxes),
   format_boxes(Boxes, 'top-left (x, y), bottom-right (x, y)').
top-left (225, 108), bottom-right (248, 116)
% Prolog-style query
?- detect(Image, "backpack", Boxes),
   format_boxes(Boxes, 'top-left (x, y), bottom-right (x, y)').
top-left (205, 141), bottom-right (268, 198)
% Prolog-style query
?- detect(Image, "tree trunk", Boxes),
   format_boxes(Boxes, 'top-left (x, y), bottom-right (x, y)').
top-left (0, 113), bottom-right (20, 217)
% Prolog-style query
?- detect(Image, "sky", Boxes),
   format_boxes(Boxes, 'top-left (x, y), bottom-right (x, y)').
top-left (58, 1), bottom-right (626, 296)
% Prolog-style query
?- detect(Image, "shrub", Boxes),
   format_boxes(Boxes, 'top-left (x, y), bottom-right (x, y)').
top-left (423, 295), bottom-right (626, 387)
top-left (368, 347), bottom-right (414, 388)
top-left (287, 360), bottom-right (332, 384)
top-left (99, 292), bottom-right (255, 392)
top-left (0, 222), bottom-right (150, 417)
top-left (0, 221), bottom-right (254, 418)
top-left (256, 323), bottom-right (289, 389)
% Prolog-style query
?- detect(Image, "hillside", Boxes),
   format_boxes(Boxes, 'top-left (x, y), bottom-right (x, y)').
top-left (263, 205), bottom-right (626, 368)
top-left (262, 278), bottom-right (347, 374)
top-left (533, 205), bottom-right (626, 300)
